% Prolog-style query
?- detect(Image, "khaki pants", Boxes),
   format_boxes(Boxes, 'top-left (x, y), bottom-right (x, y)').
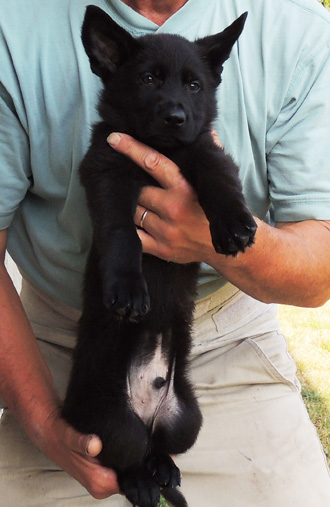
top-left (1, 278), bottom-right (330, 506)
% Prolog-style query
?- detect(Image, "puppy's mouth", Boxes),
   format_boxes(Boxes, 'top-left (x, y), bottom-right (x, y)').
top-left (144, 133), bottom-right (191, 149)
top-left (140, 123), bottom-right (198, 149)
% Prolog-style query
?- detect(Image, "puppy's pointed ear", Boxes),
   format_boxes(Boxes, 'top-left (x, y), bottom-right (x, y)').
top-left (81, 5), bottom-right (139, 81)
top-left (196, 12), bottom-right (248, 83)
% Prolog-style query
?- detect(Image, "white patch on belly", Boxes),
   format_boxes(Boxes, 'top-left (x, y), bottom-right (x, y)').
top-left (127, 334), bottom-right (179, 428)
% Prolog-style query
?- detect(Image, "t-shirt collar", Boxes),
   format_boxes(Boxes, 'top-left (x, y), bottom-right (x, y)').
top-left (102, 0), bottom-right (212, 36)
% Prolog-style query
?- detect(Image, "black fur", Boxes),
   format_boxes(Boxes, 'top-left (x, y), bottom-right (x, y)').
top-left (62, 6), bottom-right (256, 507)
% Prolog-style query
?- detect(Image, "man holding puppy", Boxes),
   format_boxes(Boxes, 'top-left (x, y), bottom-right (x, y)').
top-left (1, 0), bottom-right (330, 505)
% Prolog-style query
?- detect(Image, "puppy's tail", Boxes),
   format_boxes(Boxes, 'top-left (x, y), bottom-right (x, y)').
top-left (161, 487), bottom-right (188, 507)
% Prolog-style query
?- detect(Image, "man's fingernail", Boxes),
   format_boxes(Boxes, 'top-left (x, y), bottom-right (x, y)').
top-left (85, 435), bottom-right (93, 455)
top-left (107, 133), bottom-right (121, 147)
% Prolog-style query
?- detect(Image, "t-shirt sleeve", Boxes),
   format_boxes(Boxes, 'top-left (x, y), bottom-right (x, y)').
top-left (266, 40), bottom-right (330, 223)
top-left (0, 82), bottom-right (31, 230)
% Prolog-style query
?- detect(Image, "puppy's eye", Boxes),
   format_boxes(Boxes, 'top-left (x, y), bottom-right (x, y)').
top-left (187, 81), bottom-right (201, 92)
top-left (141, 73), bottom-right (155, 85)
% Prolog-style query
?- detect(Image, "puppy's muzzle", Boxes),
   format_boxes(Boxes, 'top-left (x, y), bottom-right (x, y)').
top-left (163, 104), bottom-right (186, 128)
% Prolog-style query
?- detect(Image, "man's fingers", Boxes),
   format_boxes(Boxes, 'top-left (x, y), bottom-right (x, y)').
top-left (136, 228), bottom-right (161, 255)
top-left (85, 434), bottom-right (103, 457)
top-left (107, 132), bottom-right (186, 189)
top-left (65, 426), bottom-right (103, 458)
top-left (136, 205), bottom-right (149, 229)
top-left (211, 128), bottom-right (223, 148)
top-left (135, 204), bottom-right (164, 234)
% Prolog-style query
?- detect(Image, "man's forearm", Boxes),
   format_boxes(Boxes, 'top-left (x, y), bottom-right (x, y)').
top-left (0, 263), bottom-right (61, 449)
top-left (0, 262), bottom-right (120, 498)
top-left (209, 218), bottom-right (330, 308)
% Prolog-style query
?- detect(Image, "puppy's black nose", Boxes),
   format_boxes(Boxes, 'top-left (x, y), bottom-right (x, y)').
top-left (164, 106), bottom-right (186, 127)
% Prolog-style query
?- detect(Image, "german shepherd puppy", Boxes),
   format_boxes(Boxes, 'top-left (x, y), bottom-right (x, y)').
top-left (62, 6), bottom-right (256, 507)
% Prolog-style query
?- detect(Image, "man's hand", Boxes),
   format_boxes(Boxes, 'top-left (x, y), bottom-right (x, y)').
top-left (108, 132), bottom-right (216, 265)
top-left (40, 409), bottom-right (120, 500)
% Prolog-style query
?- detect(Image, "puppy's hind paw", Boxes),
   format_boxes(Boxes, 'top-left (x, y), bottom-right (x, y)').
top-left (118, 467), bottom-right (160, 507)
top-left (146, 454), bottom-right (181, 489)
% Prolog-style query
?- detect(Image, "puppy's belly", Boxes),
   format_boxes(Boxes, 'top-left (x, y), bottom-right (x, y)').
top-left (127, 334), bottom-right (179, 429)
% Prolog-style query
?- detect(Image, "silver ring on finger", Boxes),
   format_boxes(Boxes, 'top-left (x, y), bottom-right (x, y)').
top-left (139, 209), bottom-right (149, 229)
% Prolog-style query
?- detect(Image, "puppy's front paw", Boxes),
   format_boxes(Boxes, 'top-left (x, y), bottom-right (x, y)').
top-left (103, 272), bottom-right (150, 321)
top-left (210, 208), bottom-right (257, 256)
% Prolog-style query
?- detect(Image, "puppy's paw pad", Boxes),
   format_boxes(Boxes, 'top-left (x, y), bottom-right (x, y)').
top-left (210, 211), bottom-right (257, 256)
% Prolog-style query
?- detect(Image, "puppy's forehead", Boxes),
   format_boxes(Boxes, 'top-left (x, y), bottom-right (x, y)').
top-left (138, 34), bottom-right (203, 74)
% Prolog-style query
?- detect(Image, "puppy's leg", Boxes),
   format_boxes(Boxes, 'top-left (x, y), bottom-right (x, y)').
top-left (176, 138), bottom-right (257, 256)
top-left (150, 356), bottom-right (202, 458)
top-left (62, 296), bottom-right (151, 471)
top-left (195, 151), bottom-right (257, 255)
top-left (80, 159), bottom-right (150, 320)
top-left (63, 350), bottom-right (150, 472)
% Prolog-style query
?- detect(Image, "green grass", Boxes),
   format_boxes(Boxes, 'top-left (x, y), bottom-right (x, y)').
top-left (159, 497), bottom-right (168, 507)
top-left (321, 0), bottom-right (330, 9)
top-left (278, 301), bottom-right (330, 466)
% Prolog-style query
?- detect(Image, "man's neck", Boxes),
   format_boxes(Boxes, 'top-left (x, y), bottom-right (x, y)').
top-left (120, 0), bottom-right (189, 25)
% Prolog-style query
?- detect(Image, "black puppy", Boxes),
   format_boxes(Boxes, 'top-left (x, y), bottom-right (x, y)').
top-left (62, 6), bottom-right (256, 507)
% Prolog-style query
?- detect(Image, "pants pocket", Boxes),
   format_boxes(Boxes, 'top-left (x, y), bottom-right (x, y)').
top-left (191, 331), bottom-right (299, 398)
top-left (245, 332), bottom-right (300, 392)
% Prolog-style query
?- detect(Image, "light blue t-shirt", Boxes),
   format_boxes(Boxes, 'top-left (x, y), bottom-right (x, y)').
top-left (1, 0), bottom-right (330, 309)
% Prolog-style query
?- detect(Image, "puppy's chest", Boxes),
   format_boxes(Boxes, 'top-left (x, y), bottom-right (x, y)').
top-left (109, 138), bottom-right (195, 184)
